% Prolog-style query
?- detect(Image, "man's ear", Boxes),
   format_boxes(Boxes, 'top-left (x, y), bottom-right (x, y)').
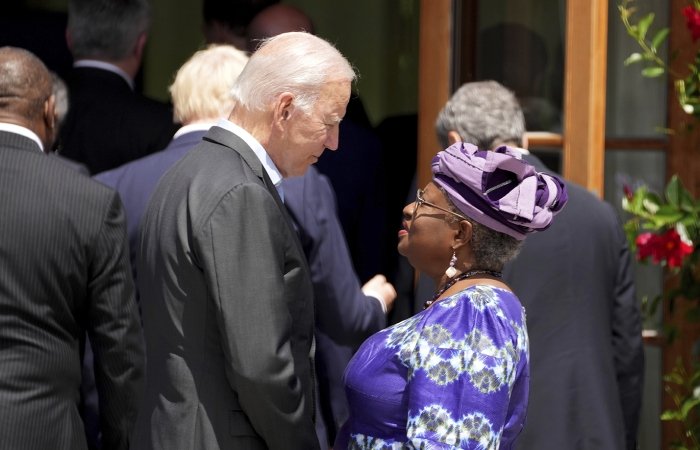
top-left (447, 130), bottom-right (462, 145)
top-left (134, 32), bottom-right (148, 60)
top-left (273, 92), bottom-right (295, 127)
top-left (65, 29), bottom-right (73, 51)
top-left (42, 94), bottom-right (57, 153)
top-left (44, 95), bottom-right (56, 129)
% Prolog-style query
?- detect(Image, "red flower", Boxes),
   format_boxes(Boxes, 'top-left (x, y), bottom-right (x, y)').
top-left (683, 5), bottom-right (700, 42)
top-left (661, 229), bottom-right (694, 267)
top-left (623, 184), bottom-right (634, 201)
top-left (636, 229), bottom-right (694, 267)
top-left (636, 232), bottom-right (657, 261)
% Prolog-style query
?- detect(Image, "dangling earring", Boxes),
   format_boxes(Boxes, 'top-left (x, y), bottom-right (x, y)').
top-left (445, 251), bottom-right (458, 278)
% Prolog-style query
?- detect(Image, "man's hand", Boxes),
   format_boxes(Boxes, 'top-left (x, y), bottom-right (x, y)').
top-left (362, 274), bottom-right (397, 313)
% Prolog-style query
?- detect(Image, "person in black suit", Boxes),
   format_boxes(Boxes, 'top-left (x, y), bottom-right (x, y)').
top-left (434, 80), bottom-right (644, 450)
top-left (59, 0), bottom-right (176, 174)
top-left (132, 32), bottom-right (356, 449)
top-left (0, 47), bottom-right (144, 450)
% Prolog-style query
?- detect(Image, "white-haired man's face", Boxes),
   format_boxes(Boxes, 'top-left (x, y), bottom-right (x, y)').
top-left (272, 79), bottom-right (350, 177)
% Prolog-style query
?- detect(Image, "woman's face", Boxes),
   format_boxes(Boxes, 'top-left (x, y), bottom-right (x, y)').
top-left (398, 181), bottom-right (460, 278)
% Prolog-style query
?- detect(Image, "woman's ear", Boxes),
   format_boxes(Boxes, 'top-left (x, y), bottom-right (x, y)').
top-left (447, 130), bottom-right (462, 145)
top-left (452, 218), bottom-right (473, 250)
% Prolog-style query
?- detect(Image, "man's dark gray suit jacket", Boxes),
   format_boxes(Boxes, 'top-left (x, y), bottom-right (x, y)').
top-left (133, 126), bottom-right (319, 449)
top-left (0, 131), bottom-right (144, 450)
top-left (507, 154), bottom-right (644, 450)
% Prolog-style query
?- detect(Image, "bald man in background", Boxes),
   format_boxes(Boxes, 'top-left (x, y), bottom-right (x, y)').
top-left (0, 46), bottom-right (144, 450)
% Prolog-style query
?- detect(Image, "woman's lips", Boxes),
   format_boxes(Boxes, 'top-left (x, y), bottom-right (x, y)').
top-left (398, 229), bottom-right (408, 238)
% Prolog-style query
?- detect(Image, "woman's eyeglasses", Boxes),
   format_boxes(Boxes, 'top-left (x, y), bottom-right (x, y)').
top-left (413, 189), bottom-right (468, 221)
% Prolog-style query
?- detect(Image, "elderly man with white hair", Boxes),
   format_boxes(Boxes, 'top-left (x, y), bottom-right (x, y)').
top-left (132, 32), bottom-right (356, 450)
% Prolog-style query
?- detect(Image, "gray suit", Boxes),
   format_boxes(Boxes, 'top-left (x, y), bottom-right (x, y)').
top-left (133, 126), bottom-right (319, 449)
top-left (0, 130), bottom-right (144, 450)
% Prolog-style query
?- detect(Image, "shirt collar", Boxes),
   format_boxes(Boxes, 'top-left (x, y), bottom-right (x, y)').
top-left (215, 118), bottom-right (284, 200)
top-left (173, 122), bottom-right (217, 139)
top-left (0, 123), bottom-right (44, 152)
top-left (74, 60), bottom-right (134, 90)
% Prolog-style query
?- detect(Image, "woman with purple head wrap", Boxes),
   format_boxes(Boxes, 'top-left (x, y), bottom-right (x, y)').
top-left (335, 142), bottom-right (567, 449)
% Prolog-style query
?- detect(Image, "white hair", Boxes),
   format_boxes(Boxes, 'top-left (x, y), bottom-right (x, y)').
top-left (230, 31), bottom-right (356, 114)
top-left (169, 44), bottom-right (249, 124)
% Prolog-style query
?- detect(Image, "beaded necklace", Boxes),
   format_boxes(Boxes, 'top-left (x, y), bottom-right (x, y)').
top-left (423, 269), bottom-right (503, 309)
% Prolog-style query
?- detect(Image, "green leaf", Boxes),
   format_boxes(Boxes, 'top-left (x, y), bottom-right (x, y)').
top-left (642, 66), bottom-right (665, 78)
top-left (624, 52), bottom-right (644, 65)
top-left (680, 397), bottom-right (700, 419)
top-left (661, 409), bottom-right (681, 421)
top-left (651, 28), bottom-right (670, 51)
top-left (638, 13), bottom-right (655, 41)
top-left (666, 370), bottom-right (686, 385)
top-left (666, 176), bottom-right (683, 207)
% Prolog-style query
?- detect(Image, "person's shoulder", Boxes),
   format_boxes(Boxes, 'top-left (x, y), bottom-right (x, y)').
top-left (94, 141), bottom-right (181, 187)
top-left (435, 285), bottom-right (524, 321)
top-left (35, 153), bottom-right (117, 203)
top-left (132, 92), bottom-right (174, 118)
top-left (559, 179), bottom-right (619, 222)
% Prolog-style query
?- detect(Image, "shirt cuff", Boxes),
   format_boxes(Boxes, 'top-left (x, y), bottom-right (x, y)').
top-left (367, 294), bottom-right (387, 314)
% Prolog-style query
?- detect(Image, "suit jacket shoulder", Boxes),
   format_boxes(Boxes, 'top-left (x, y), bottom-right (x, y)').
top-left (59, 67), bottom-right (176, 174)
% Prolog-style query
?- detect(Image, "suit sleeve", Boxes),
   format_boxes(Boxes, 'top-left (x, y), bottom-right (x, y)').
top-left (288, 171), bottom-right (385, 346)
top-left (609, 205), bottom-right (644, 450)
top-left (87, 191), bottom-right (145, 450)
top-left (201, 183), bottom-right (319, 450)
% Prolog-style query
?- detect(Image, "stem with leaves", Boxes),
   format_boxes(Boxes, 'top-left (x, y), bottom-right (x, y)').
top-left (619, 0), bottom-right (678, 78)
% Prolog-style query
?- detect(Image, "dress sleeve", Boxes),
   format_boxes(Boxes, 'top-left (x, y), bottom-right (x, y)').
top-left (403, 290), bottom-right (526, 449)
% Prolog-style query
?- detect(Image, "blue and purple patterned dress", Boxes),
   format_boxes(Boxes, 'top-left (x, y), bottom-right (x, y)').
top-left (335, 284), bottom-right (529, 449)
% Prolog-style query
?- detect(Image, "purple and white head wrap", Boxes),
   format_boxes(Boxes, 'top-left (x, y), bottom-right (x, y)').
top-left (431, 142), bottom-right (568, 240)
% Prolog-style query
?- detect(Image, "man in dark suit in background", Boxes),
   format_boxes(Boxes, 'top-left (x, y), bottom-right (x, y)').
top-left (0, 47), bottom-right (144, 450)
top-left (59, 0), bottom-right (176, 174)
top-left (132, 32), bottom-right (356, 449)
top-left (434, 80), bottom-right (644, 450)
